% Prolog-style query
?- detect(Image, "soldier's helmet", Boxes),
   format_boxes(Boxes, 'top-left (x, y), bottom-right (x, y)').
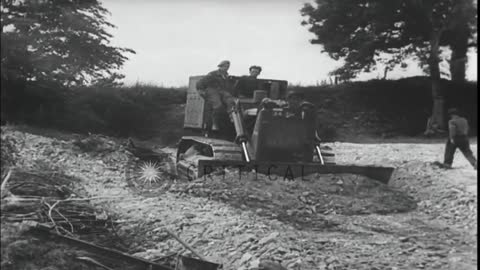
top-left (217, 60), bottom-right (230, 67)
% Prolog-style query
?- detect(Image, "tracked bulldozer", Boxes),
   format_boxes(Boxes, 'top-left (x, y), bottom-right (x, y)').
top-left (175, 76), bottom-right (394, 183)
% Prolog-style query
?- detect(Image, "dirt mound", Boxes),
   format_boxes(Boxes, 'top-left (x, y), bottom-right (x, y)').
top-left (166, 171), bottom-right (417, 230)
top-left (332, 142), bottom-right (478, 232)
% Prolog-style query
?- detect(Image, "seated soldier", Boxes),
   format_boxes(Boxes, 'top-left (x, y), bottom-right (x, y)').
top-left (196, 60), bottom-right (236, 137)
top-left (284, 91), bottom-right (306, 115)
top-left (233, 65), bottom-right (262, 98)
top-left (248, 65), bottom-right (262, 78)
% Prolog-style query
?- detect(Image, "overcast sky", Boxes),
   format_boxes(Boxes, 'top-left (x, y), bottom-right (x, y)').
top-left (102, 0), bottom-right (478, 87)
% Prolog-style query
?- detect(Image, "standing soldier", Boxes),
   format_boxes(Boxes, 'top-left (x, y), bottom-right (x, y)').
top-left (440, 108), bottom-right (477, 170)
top-left (196, 60), bottom-right (236, 136)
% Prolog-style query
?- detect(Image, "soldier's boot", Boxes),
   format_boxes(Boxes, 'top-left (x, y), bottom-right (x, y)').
top-left (439, 162), bottom-right (452, 169)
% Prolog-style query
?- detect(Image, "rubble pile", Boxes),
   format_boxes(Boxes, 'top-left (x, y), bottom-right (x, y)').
top-left (1, 127), bottom-right (477, 269)
top-left (168, 172), bottom-right (417, 230)
top-left (0, 136), bottom-right (170, 269)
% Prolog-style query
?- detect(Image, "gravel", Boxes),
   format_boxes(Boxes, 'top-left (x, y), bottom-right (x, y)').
top-left (2, 126), bottom-right (477, 270)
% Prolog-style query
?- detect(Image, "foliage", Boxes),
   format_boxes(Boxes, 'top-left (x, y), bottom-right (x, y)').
top-left (300, 0), bottom-right (477, 80)
top-left (1, 0), bottom-right (135, 87)
top-left (3, 82), bottom-right (187, 139)
top-left (289, 77), bottom-right (477, 139)
top-left (4, 77), bottom-right (476, 142)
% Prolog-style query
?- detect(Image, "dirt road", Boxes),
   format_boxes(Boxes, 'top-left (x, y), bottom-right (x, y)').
top-left (3, 127), bottom-right (477, 270)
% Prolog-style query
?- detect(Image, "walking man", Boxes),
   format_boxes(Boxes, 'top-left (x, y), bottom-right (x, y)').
top-left (196, 60), bottom-right (236, 136)
top-left (441, 108), bottom-right (477, 170)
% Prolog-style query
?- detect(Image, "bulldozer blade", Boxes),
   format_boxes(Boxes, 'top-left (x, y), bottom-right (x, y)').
top-left (196, 160), bottom-right (394, 184)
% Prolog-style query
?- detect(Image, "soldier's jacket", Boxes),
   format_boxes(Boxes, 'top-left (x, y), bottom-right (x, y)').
top-left (233, 75), bottom-right (259, 97)
top-left (196, 70), bottom-right (230, 92)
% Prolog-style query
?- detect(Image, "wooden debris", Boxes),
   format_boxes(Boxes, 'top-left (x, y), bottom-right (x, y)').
top-left (165, 228), bottom-right (207, 261)
top-left (31, 222), bottom-right (173, 270)
top-left (1, 169), bottom-right (12, 199)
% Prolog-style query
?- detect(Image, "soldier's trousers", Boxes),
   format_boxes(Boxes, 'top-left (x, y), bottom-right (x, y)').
top-left (202, 88), bottom-right (236, 133)
top-left (443, 135), bottom-right (477, 169)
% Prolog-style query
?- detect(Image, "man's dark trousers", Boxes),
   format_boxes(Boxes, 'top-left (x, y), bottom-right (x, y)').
top-left (443, 135), bottom-right (477, 168)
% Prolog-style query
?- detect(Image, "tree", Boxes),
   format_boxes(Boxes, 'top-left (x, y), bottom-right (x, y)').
top-left (1, 0), bottom-right (135, 123)
top-left (443, 2), bottom-right (477, 81)
top-left (300, 0), bottom-right (477, 134)
top-left (1, 0), bottom-right (135, 87)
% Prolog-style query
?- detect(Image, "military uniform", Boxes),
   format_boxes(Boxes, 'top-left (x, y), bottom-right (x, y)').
top-left (196, 69), bottom-right (236, 133)
top-left (233, 76), bottom-right (260, 97)
top-left (443, 111), bottom-right (477, 169)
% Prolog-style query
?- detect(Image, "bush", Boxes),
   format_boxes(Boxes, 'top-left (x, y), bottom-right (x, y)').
top-left (1, 77), bottom-right (476, 141)
top-left (290, 76), bottom-right (477, 138)
top-left (2, 81), bottom-right (187, 138)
